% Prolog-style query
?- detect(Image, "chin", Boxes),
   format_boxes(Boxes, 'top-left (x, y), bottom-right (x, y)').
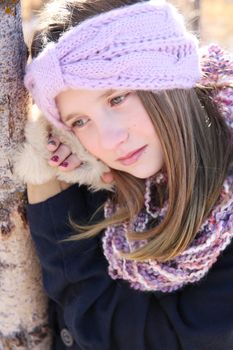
top-left (127, 167), bottom-right (162, 179)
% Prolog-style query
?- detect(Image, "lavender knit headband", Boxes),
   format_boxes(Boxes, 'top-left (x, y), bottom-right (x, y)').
top-left (24, 0), bottom-right (201, 129)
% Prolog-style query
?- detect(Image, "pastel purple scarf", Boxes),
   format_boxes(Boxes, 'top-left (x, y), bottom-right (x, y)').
top-left (103, 171), bottom-right (233, 293)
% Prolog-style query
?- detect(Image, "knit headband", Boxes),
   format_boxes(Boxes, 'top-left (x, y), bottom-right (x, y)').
top-left (24, 0), bottom-right (201, 129)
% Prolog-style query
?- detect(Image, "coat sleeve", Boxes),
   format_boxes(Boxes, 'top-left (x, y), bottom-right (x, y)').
top-left (27, 185), bottom-right (233, 350)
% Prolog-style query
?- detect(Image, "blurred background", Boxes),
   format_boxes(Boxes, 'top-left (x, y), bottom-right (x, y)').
top-left (21, 0), bottom-right (233, 51)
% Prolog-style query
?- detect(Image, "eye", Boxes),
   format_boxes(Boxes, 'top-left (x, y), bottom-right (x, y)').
top-left (72, 118), bottom-right (89, 129)
top-left (109, 92), bottom-right (130, 107)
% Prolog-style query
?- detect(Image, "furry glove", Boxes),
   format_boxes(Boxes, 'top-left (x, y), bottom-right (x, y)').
top-left (14, 107), bottom-right (112, 191)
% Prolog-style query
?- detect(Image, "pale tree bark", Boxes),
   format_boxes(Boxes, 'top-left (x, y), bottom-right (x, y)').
top-left (0, 2), bottom-right (52, 349)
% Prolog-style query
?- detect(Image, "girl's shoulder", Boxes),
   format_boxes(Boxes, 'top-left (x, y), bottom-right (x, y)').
top-left (200, 44), bottom-right (233, 131)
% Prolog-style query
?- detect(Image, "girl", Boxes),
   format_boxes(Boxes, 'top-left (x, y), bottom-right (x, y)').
top-left (17, 0), bottom-right (233, 349)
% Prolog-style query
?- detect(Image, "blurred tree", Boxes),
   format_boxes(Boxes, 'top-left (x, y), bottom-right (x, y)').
top-left (193, 0), bottom-right (201, 34)
top-left (169, 0), bottom-right (201, 35)
top-left (0, 2), bottom-right (52, 349)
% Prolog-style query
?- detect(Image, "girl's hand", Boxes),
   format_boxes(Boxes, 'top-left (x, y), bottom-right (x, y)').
top-left (47, 135), bottom-right (114, 184)
top-left (27, 134), bottom-right (114, 204)
top-left (14, 111), bottom-right (113, 195)
top-left (47, 135), bottom-right (82, 171)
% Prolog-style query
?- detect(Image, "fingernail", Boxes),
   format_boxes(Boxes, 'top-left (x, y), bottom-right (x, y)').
top-left (48, 140), bottom-right (56, 146)
top-left (50, 155), bottom-right (59, 162)
top-left (60, 161), bottom-right (69, 168)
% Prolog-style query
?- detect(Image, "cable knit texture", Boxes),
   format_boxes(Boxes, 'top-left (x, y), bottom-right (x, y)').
top-left (102, 45), bottom-right (233, 293)
top-left (24, 0), bottom-right (200, 129)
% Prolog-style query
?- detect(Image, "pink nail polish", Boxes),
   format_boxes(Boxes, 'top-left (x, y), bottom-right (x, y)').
top-left (60, 161), bottom-right (69, 168)
top-left (51, 155), bottom-right (59, 162)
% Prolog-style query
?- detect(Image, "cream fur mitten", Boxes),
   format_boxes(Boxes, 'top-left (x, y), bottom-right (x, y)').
top-left (14, 107), bottom-right (113, 191)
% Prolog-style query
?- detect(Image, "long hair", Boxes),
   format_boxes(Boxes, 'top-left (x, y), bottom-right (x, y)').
top-left (30, 0), bottom-right (233, 262)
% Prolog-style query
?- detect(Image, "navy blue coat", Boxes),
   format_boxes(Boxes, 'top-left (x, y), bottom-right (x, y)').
top-left (27, 184), bottom-right (233, 350)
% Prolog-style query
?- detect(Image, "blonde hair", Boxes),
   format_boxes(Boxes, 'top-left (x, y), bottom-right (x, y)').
top-left (70, 87), bottom-right (232, 262)
top-left (31, 0), bottom-right (233, 262)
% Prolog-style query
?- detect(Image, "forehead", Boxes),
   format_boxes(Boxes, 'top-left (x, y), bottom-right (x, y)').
top-left (58, 88), bottom-right (116, 101)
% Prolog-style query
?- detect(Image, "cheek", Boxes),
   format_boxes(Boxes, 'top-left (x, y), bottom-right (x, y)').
top-left (126, 100), bottom-right (155, 133)
top-left (131, 112), bottom-right (157, 137)
top-left (75, 131), bottom-right (102, 158)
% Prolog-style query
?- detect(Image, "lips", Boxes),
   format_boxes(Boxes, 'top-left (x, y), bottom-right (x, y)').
top-left (117, 145), bottom-right (147, 166)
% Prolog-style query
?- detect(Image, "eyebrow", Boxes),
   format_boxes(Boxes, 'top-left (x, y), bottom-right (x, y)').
top-left (99, 88), bottom-right (116, 100)
top-left (62, 88), bottom-right (117, 123)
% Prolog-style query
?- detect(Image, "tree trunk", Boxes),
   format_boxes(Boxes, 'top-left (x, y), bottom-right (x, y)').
top-left (0, 2), bottom-right (52, 349)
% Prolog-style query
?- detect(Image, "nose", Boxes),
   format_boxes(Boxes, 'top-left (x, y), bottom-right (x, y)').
top-left (97, 120), bottom-right (129, 150)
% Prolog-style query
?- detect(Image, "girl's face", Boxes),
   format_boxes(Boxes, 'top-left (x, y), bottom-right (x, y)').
top-left (56, 89), bottom-right (164, 179)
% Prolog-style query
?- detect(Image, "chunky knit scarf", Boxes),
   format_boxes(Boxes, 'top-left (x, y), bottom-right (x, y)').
top-left (103, 172), bottom-right (233, 293)
top-left (102, 45), bottom-right (233, 293)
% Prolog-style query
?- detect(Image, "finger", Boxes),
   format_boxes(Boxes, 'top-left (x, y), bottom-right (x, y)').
top-left (101, 171), bottom-right (114, 184)
top-left (47, 135), bottom-right (61, 152)
top-left (48, 144), bottom-right (72, 167)
top-left (58, 153), bottom-right (82, 172)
